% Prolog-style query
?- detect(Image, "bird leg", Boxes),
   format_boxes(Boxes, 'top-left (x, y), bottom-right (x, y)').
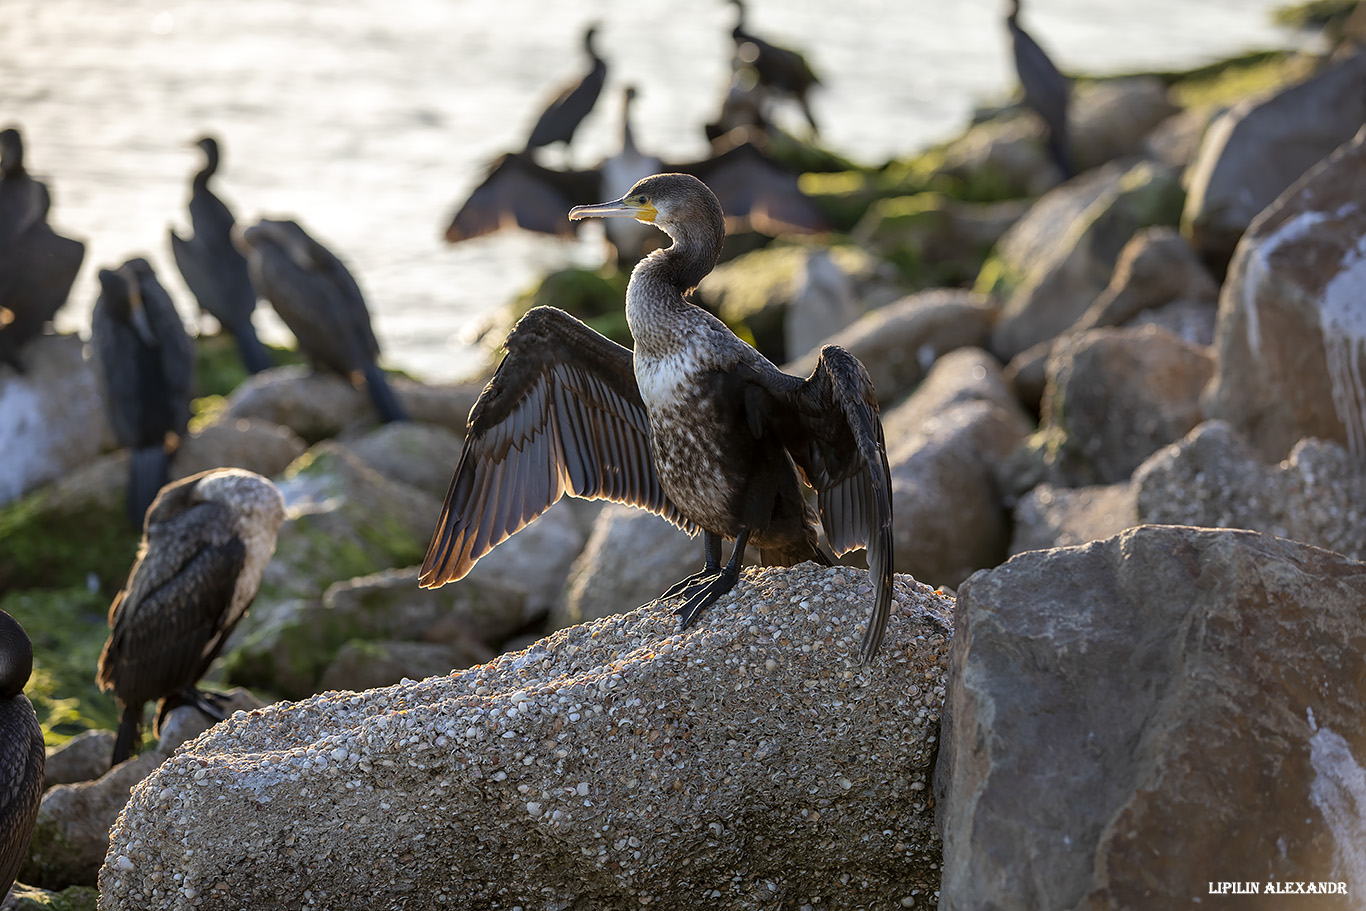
top-left (674, 528), bottom-right (751, 629)
top-left (655, 531), bottom-right (723, 602)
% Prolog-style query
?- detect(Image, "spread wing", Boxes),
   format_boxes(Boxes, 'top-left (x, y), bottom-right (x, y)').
top-left (747, 345), bottom-right (893, 661)
top-left (419, 306), bottom-right (695, 587)
top-left (443, 153), bottom-right (599, 243)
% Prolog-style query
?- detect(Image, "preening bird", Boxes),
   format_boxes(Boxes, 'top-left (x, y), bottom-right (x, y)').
top-left (170, 136), bottom-right (272, 374)
top-left (443, 88), bottom-right (825, 267)
top-left (91, 258), bottom-right (196, 528)
top-left (0, 126), bottom-right (85, 372)
top-left (0, 610), bottom-right (44, 899)
top-left (524, 24), bottom-right (608, 153)
top-left (420, 173), bottom-right (893, 662)
top-left (1006, 0), bottom-right (1073, 178)
top-left (97, 468), bottom-right (286, 766)
top-left (238, 217), bottom-right (407, 423)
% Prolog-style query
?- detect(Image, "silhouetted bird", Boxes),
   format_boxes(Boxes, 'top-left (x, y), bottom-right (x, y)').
top-left (1006, 0), bottom-right (1073, 178)
top-left (0, 610), bottom-right (44, 899)
top-left (170, 136), bottom-right (271, 374)
top-left (0, 126), bottom-right (85, 372)
top-left (91, 258), bottom-right (196, 528)
top-left (238, 218), bottom-right (406, 423)
top-left (727, 0), bottom-right (822, 135)
top-left (443, 88), bottom-right (825, 267)
top-left (421, 173), bottom-right (893, 662)
top-left (524, 25), bottom-right (608, 152)
top-left (98, 468), bottom-right (286, 766)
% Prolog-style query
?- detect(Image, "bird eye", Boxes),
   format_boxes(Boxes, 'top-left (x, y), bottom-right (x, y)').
top-left (632, 194), bottom-right (649, 205)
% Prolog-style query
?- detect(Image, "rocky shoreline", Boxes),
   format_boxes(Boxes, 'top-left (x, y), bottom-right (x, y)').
top-left (3, 24), bottom-right (1366, 911)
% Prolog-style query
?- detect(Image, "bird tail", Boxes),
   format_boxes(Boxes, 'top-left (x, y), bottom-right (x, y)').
top-left (127, 446), bottom-right (169, 527)
top-left (111, 703), bottom-right (143, 767)
top-left (363, 363), bottom-right (407, 423)
top-left (233, 324), bottom-right (273, 375)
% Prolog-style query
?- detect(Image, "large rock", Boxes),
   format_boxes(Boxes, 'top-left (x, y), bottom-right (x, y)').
top-left (336, 421), bottom-right (465, 500)
top-left (1134, 420), bottom-right (1366, 561)
top-left (100, 564), bottom-right (952, 910)
top-left (884, 349), bottom-right (1033, 588)
top-left (986, 160), bottom-right (1186, 361)
top-left (784, 289), bottom-right (997, 408)
top-left (1031, 325), bottom-right (1213, 486)
top-left (1007, 481), bottom-right (1137, 556)
top-left (1072, 226), bottom-right (1218, 335)
top-left (1201, 125), bottom-right (1366, 461)
top-left (1183, 51), bottom-right (1366, 270)
top-left (937, 525), bottom-right (1366, 910)
top-left (0, 334), bottom-right (115, 506)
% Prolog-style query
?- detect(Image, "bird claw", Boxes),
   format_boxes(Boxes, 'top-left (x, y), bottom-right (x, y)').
top-left (672, 571), bottom-right (739, 629)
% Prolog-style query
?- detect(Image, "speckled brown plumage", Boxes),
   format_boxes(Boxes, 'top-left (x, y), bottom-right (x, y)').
top-left (98, 468), bottom-right (286, 766)
top-left (0, 609), bottom-right (44, 899)
top-left (421, 173), bottom-right (894, 661)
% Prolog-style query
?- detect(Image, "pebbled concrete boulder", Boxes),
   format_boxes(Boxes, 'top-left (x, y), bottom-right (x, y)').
top-left (1202, 125), bottom-right (1366, 461)
top-left (937, 525), bottom-right (1366, 911)
top-left (100, 564), bottom-right (952, 911)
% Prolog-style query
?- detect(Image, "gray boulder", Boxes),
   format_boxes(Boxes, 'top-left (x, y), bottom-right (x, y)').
top-left (42, 730), bottom-right (117, 788)
top-left (100, 564), bottom-right (953, 911)
top-left (937, 525), bottom-right (1366, 910)
top-left (884, 349), bottom-right (1033, 588)
top-left (337, 421), bottom-right (466, 500)
top-left (172, 417), bottom-right (307, 481)
top-left (1032, 325), bottom-right (1213, 487)
top-left (1183, 51), bottom-right (1366, 270)
top-left (1202, 125), bottom-right (1366, 461)
top-left (0, 334), bottom-right (115, 506)
top-left (785, 289), bottom-right (997, 408)
top-left (987, 159), bottom-right (1186, 362)
top-left (1135, 420), bottom-right (1366, 561)
top-left (1069, 77), bottom-right (1180, 171)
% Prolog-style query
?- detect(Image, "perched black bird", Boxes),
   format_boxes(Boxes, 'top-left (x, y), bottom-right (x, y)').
top-left (169, 136), bottom-right (271, 374)
top-left (238, 218), bottom-right (406, 423)
top-left (97, 468), bottom-right (286, 767)
top-left (91, 258), bottom-right (196, 528)
top-left (524, 25), bottom-right (609, 153)
top-left (0, 126), bottom-right (85, 372)
top-left (727, 0), bottom-right (822, 135)
top-left (421, 173), bottom-right (893, 661)
top-left (1006, 0), bottom-right (1073, 178)
top-left (443, 88), bottom-right (825, 267)
top-left (0, 610), bottom-right (44, 899)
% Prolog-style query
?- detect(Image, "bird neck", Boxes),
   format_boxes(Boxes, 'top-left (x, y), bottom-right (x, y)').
top-left (624, 221), bottom-right (722, 351)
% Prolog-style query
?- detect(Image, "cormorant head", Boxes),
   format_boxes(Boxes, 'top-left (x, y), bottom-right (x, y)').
top-left (584, 24), bottom-right (599, 56)
top-left (569, 173), bottom-right (724, 241)
top-left (0, 127), bottom-right (24, 176)
top-left (0, 610), bottom-right (33, 699)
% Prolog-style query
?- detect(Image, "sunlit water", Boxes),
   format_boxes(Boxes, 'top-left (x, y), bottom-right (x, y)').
top-left (3, 0), bottom-right (1298, 382)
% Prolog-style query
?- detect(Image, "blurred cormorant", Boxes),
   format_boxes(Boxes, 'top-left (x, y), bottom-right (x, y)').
top-left (728, 0), bottom-right (822, 135)
top-left (98, 468), bottom-right (286, 766)
top-left (170, 136), bottom-right (272, 374)
top-left (524, 25), bottom-right (608, 152)
top-left (91, 258), bottom-right (196, 528)
top-left (0, 127), bottom-right (85, 372)
top-left (238, 218), bottom-right (407, 423)
top-left (421, 173), bottom-right (892, 662)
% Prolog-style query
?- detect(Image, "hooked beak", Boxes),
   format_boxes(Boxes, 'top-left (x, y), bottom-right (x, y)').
top-left (118, 265), bottom-right (158, 348)
top-left (569, 196), bottom-right (657, 224)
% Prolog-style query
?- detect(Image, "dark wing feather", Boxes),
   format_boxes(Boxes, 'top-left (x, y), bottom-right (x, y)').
top-left (750, 346), bottom-right (893, 661)
top-left (674, 141), bottom-right (826, 237)
top-left (443, 153), bottom-right (599, 243)
top-left (419, 306), bottom-right (694, 587)
top-left (98, 501), bottom-right (247, 705)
